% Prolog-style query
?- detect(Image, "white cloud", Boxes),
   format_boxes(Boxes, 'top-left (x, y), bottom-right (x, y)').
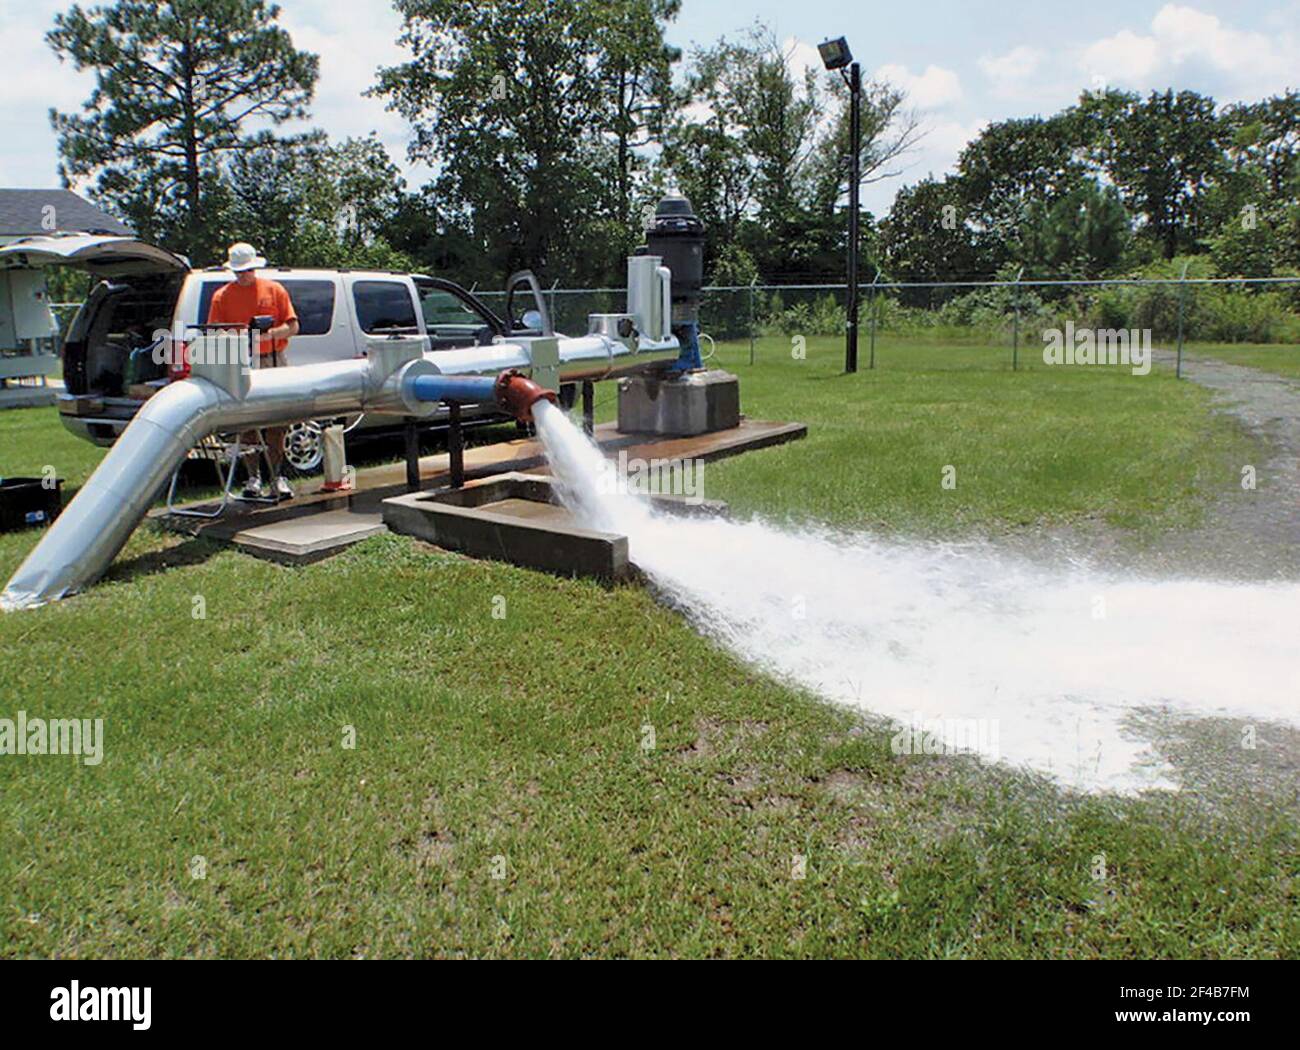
top-left (273, 1), bottom-right (430, 184)
top-left (978, 46), bottom-right (1046, 92)
top-left (0, 1), bottom-right (99, 186)
top-left (782, 36), bottom-right (826, 83)
top-left (1152, 4), bottom-right (1270, 68)
top-left (0, 0), bottom-right (432, 189)
top-left (1079, 4), bottom-right (1300, 97)
top-left (1081, 28), bottom-right (1172, 88)
top-left (861, 116), bottom-right (987, 216)
top-left (876, 63), bottom-right (963, 109)
top-left (922, 117), bottom-right (991, 164)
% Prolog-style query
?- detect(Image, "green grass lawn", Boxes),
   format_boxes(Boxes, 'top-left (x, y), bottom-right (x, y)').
top-left (1, 339), bottom-right (1295, 959)
top-left (692, 336), bottom-right (1253, 535)
top-left (1186, 342), bottom-right (1300, 380)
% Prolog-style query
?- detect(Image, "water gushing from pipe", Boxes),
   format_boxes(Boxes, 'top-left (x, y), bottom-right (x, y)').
top-left (531, 400), bottom-right (1300, 794)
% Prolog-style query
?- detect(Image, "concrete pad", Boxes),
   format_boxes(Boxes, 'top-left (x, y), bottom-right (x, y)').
top-left (618, 369), bottom-right (741, 435)
top-left (230, 508), bottom-right (387, 564)
top-left (158, 494), bottom-right (385, 565)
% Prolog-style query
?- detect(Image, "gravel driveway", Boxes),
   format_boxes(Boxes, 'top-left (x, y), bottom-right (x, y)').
top-left (1153, 350), bottom-right (1300, 579)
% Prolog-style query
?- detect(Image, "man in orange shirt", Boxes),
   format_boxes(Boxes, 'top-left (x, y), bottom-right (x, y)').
top-left (206, 242), bottom-right (300, 500)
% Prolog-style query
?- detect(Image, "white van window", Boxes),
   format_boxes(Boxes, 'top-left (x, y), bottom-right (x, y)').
top-left (353, 280), bottom-right (418, 333)
top-left (420, 286), bottom-right (488, 338)
top-left (197, 277), bottom-right (334, 336)
top-left (197, 279), bottom-right (229, 326)
top-left (279, 280), bottom-right (335, 335)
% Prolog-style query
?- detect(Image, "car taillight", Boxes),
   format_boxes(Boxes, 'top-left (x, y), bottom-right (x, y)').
top-left (169, 341), bottom-right (191, 381)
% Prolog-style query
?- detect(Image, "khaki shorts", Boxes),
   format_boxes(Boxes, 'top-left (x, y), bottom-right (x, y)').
top-left (242, 350), bottom-right (289, 462)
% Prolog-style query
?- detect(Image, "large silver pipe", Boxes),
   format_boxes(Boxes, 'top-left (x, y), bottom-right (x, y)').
top-left (2, 330), bottom-right (677, 610)
top-left (428, 334), bottom-right (679, 383)
top-left (1, 356), bottom-right (393, 611)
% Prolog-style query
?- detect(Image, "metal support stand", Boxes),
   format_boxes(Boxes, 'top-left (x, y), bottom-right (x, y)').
top-left (404, 417), bottom-right (420, 492)
top-left (1012, 301), bottom-right (1020, 371)
top-left (581, 380), bottom-right (594, 436)
top-left (166, 430), bottom-right (279, 517)
top-left (1176, 261), bottom-right (1189, 379)
top-left (448, 403), bottom-right (465, 489)
top-left (748, 278), bottom-right (757, 366)
top-left (868, 269), bottom-right (882, 370)
top-left (166, 438), bottom-right (245, 519)
top-left (1012, 267), bottom-right (1024, 372)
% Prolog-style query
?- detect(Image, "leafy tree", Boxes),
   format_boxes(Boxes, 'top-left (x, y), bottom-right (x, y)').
top-left (807, 79), bottom-right (921, 211)
top-left (1014, 180), bottom-right (1131, 278)
top-left (1222, 91), bottom-right (1300, 201)
top-left (212, 131), bottom-right (322, 262)
top-left (594, 0), bottom-right (682, 231)
top-left (1204, 91), bottom-right (1300, 270)
top-left (794, 78), bottom-right (918, 280)
top-left (710, 242), bottom-right (759, 286)
top-left (219, 132), bottom-right (413, 269)
top-left (1208, 210), bottom-right (1280, 278)
top-left (956, 113), bottom-right (1089, 270)
top-left (375, 186), bottom-right (494, 283)
top-left (1080, 89), bottom-right (1226, 259)
top-left (677, 28), bottom-right (821, 275)
top-left (702, 30), bottom-right (820, 236)
top-left (373, 0), bottom-right (679, 285)
top-left (661, 116), bottom-right (754, 256)
top-left (47, 0), bottom-right (319, 263)
top-left (667, 28), bottom-right (914, 281)
top-left (878, 176), bottom-right (983, 290)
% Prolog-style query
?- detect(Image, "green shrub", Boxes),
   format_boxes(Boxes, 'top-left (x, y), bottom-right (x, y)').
top-left (1194, 286), bottom-right (1300, 342)
top-left (759, 292), bottom-right (844, 336)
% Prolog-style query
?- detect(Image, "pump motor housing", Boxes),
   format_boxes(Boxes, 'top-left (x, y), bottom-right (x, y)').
top-left (642, 195), bottom-right (705, 319)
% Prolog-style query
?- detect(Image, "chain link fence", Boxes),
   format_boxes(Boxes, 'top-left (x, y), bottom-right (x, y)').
top-left (474, 276), bottom-right (1300, 374)
top-left (40, 277), bottom-right (1300, 383)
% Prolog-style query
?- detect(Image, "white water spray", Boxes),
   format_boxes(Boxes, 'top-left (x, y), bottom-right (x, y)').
top-left (533, 401), bottom-right (1300, 793)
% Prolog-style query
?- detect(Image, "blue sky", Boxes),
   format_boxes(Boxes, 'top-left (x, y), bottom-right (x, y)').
top-left (2, 0), bottom-right (1297, 217)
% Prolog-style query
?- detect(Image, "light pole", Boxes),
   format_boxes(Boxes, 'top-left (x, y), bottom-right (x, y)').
top-left (819, 36), bottom-right (861, 374)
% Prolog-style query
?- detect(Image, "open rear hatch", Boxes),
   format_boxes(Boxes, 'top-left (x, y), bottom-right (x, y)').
top-left (0, 233), bottom-right (188, 277)
top-left (0, 235), bottom-right (190, 430)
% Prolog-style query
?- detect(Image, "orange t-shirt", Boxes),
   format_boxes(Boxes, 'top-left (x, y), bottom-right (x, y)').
top-left (206, 276), bottom-right (298, 355)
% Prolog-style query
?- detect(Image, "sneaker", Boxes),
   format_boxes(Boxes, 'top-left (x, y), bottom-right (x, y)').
top-left (274, 477), bottom-right (294, 501)
top-left (241, 476), bottom-right (265, 500)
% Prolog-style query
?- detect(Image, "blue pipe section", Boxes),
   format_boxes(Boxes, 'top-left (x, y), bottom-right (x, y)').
top-left (406, 373), bottom-right (499, 404)
top-left (670, 321), bottom-right (703, 372)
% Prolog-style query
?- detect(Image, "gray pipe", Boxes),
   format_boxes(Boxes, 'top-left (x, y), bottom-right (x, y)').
top-left (2, 331), bottom-right (677, 610)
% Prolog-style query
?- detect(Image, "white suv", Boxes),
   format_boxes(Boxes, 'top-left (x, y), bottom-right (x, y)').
top-left (0, 234), bottom-right (531, 470)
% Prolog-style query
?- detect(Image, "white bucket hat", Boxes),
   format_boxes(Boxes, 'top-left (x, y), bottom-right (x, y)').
top-left (223, 242), bottom-right (267, 272)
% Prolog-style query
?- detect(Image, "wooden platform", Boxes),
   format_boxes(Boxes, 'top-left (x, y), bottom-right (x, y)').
top-left (152, 418), bottom-right (805, 565)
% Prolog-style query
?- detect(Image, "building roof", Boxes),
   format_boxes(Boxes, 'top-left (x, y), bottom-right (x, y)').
top-left (0, 188), bottom-right (133, 237)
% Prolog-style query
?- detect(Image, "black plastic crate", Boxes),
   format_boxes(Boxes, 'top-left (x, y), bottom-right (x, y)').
top-left (0, 476), bottom-right (64, 532)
